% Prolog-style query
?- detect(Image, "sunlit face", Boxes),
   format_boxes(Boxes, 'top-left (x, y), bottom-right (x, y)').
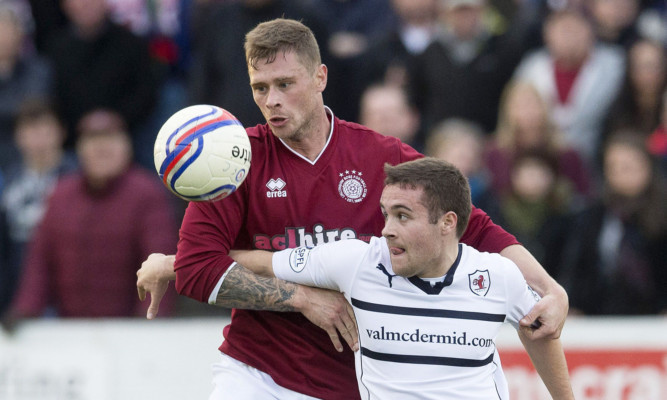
top-left (510, 158), bottom-right (555, 202)
top-left (380, 185), bottom-right (446, 278)
top-left (629, 41), bottom-right (666, 95)
top-left (77, 132), bottom-right (132, 185)
top-left (443, 4), bottom-right (484, 40)
top-left (15, 116), bottom-right (65, 159)
top-left (433, 135), bottom-right (481, 177)
top-left (591, 0), bottom-right (638, 31)
top-left (62, 0), bottom-right (107, 32)
top-left (248, 51), bottom-right (327, 144)
top-left (360, 86), bottom-right (418, 143)
top-left (391, 0), bottom-right (438, 24)
top-left (604, 142), bottom-right (651, 197)
top-left (0, 17), bottom-right (22, 61)
top-left (507, 86), bottom-right (547, 146)
top-left (545, 14), bottom-right (593, 65)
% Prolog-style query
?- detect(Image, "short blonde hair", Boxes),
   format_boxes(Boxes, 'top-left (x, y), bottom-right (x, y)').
top-left (244, 18), bottom-right (321, 74)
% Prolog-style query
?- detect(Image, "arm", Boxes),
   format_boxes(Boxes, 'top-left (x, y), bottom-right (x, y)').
top-left (136, 250), bottom-right (359, 352)
top-left (215, 262), bottom-right (358, 353)
top-left (518, 329), bottom-right (574, 399)
top-left (500, 244), bottom-right (568, 339)
top-left (462, 206), bottom-right (568, 339)
top-left (134, 183), bottom-right (179, 317)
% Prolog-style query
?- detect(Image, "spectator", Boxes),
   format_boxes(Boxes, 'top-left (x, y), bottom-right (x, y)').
top-left (104, 0), bottom-right (193, 170)
top-left (358, 83), bottom-right (421, 150)
top-left (361, 0), bottom-right (439, 87)
top-left (558, 133), bottom-right (667, 315)
top-left (0, 4), bottom-right (53, 171)
top-left (188, 0), bottom-right (330, 128)
top-left (425, 118), bottom-right (495, 210)
top-left (586, 0), bottom-right (642, 48)
top-left (4, 109), bottom-right (177, 321)
top-left (0, 99), bottom-right (77, 316)
top-left (409, 0), bottom-right (528, 140)
top-left (44, 0), bottom-right (158, 149)
top-left (604, 38), bottom-right (666, 138)
top-left (494, 150), bottom-right (574, 277)
top-left (485, 80), bottom-right (592, 200)
top-left (313, 0), bottom-right (396, 122)
top-left (513, 8), bottom-right (625, 164)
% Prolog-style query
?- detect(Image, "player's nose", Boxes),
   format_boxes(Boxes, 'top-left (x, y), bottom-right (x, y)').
top-left (381, 219), bottom-right (396, 239)
top-left (265, 87), bottom-right (282, 108)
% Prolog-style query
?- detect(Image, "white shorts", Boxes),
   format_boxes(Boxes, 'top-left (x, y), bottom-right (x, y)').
top-left (209, 353), bottom-right (322, 400)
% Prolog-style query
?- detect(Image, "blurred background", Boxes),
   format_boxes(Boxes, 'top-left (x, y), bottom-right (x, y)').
top-left (0, 0), bottom-right (665, 398)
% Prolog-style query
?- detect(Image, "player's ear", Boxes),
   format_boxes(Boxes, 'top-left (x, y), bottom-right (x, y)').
top-left (440, 211), bottom-right (457, 235)
top-left (315, 64), bottom-right (327, 92)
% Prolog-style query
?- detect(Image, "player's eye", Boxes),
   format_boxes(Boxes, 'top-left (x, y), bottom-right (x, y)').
top-left (398, 213), bottom-right (408, 221)
top-left (279, 82), bottom-right (291, 89)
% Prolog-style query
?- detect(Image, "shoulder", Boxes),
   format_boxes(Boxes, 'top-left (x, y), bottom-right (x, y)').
top-left (245, 123), bottom-right (270, 141)
top-left (460, 244), bottom-right (517, 276)
top-left (334, 117), bottom-right (422, 160)
top-left (319, 238), bottom-right (372, 254)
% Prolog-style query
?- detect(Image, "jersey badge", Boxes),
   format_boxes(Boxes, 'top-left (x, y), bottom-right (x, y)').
top-left (288, 247), bottom-right (311, 273)
top-left (338, 170), bottom-right (367, 203)
top-left (376, 263), bottom-right (397, 287)
top-left (468, 270), bottom-right (490, 296)
top-left (266, 178), bottom-right (287, 198)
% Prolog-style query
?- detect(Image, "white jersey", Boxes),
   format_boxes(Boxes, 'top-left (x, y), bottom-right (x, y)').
top-left (272, 237), bottom-right (540, 400)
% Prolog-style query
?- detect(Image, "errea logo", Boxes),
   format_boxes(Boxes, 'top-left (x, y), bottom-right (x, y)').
top-left (266, 178), bottom-right (287, 198)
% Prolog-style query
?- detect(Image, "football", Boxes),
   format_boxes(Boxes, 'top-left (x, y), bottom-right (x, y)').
top-left (154, 105), bottom-right (251, 202)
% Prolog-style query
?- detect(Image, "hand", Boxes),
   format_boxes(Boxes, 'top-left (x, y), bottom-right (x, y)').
top-left (520, 285), bottom-right (568, 340)
top-left (137, 253), bottom-right (176, 319)
top-left (296, 285), bottom-right (359, 353)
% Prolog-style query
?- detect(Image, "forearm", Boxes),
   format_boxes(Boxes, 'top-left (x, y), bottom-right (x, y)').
top-left (500, 244), bottom-right (563, 297)
top-left (519, 332), bottom-right (574, 399)
top-left (214, 263), bottom-right (305, 312)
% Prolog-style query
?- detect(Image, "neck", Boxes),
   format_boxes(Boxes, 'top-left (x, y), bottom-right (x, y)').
top-left (26, 150), bottom-right (63, 173)
top-left (283, 107), bottom-right (331, 162)
top-left (420, 240), bottom-right (460, 278)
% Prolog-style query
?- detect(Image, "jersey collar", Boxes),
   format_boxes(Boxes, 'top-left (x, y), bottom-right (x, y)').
top-left (408, 244), bottom-right (463, 295)
top-left (277, 106), bottom-right (335, 166)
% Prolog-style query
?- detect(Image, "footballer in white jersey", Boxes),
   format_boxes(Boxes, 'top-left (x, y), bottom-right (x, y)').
top-left (272, 237), bottom-right (540, 400)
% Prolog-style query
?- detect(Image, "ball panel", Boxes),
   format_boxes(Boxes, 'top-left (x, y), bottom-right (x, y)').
top-left (153, 105), bottom-right (251, 202)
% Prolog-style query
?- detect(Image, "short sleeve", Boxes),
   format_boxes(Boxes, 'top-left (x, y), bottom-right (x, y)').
top-left (502, 257), bottom-right (541, 329)
top-left (272, 239), bottom-right (369, 293)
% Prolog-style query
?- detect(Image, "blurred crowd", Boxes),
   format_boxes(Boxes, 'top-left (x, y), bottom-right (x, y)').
top-left (0, 0), bottom-right (666, 324)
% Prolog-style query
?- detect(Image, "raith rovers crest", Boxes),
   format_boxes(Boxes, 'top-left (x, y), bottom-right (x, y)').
top-left (338, 170), bottom-right (367, 203)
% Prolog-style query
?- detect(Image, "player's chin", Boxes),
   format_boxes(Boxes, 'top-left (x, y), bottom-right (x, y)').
top-left (390, 258), bottom-right (409, 277)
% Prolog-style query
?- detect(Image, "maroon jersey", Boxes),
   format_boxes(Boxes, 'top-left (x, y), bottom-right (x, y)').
top-left (175, 110), bottom-right (518, 399)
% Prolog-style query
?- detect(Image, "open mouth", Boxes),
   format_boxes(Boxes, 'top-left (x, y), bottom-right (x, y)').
top-left (269, 116), bottom-right (287, 125)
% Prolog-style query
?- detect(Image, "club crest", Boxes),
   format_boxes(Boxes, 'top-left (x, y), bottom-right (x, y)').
top-left (338, 170), bottom-right (367, 203)
top-left (468, 270), bottom-right (490, 296)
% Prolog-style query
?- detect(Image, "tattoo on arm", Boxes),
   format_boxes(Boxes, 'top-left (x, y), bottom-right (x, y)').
top-left (215, 264), bottom-right (298, 311)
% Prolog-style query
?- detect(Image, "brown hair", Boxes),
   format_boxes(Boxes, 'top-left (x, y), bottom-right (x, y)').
top-left (384, 157), bottom-right (471, 237)
top-left (15, 98), bottom-right (63, 130)
top-left (244, 18), bottom-right (321, 73)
